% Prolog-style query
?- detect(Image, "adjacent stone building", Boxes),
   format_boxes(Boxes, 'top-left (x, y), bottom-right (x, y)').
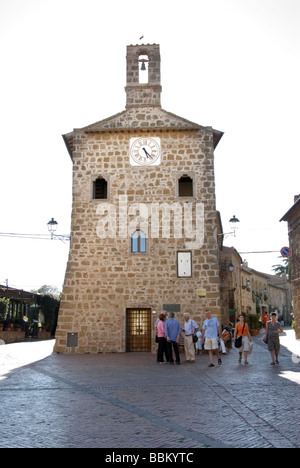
top-left (281, 195), bottom-right (300, 339)
top-left (219, 249), bottom-right (292, 325)
top-left (54, 44), bottom-right (223, 353)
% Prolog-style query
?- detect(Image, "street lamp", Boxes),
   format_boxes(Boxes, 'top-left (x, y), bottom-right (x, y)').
top-left (229, 215), bottom-right (240, 237)
top-left (47, 218), bottom-right (70, 243)
top-left (219, 215), bottom-right (240, 240)
top-left (47, 218), bottom-right (58, 240)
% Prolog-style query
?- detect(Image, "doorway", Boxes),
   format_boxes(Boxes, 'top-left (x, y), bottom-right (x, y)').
top-left (126, 308), bottom-right (152, 352)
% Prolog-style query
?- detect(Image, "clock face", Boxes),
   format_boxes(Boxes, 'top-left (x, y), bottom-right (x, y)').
top-left (130, 137), bottom-right (161, 166)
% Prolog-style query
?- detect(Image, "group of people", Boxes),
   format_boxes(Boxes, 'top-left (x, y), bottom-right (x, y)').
top-left (156, 309), bottom-right (223, 367)
top-left (156, 310), bottom-right (284, 367)
top-left (232, 312), bottom-right (283, 365)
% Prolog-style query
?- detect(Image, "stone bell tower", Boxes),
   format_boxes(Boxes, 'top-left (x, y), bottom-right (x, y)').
top-left (54, 44), bottom-right (223, 354)
top-left (125, 44), bottom-right (162, 108)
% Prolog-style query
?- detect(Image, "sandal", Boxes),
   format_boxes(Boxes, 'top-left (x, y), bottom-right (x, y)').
top-left (208, 363), bottom-right (215, 367)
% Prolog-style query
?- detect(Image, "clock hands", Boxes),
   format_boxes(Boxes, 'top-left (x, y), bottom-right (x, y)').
top-left (142, 147), bottom-right (153, 159)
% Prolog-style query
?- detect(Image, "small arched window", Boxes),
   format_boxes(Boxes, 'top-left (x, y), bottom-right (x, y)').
top-left (93, 177), bottom-right (108, 199)
top-left (131, 230), bottom-right (146, 253)
top-left (178, 175), bottom-right (193, 197)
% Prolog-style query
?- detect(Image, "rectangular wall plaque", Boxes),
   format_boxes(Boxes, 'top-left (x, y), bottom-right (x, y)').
top-left (163, 304), bottom-right (181, 313)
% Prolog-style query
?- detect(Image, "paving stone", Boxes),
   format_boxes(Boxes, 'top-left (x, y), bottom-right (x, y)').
top-left (0, 329), bottom-right (299, 448)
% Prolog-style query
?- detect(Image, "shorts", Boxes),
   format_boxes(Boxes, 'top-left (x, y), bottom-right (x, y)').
top-left (204, 337), bottom-right (218, 350)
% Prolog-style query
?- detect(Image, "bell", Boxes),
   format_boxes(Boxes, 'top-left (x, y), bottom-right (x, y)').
top-left (140, 61), bottom-right (146, 71)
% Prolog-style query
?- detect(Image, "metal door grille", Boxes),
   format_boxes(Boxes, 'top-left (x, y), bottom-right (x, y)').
top-left (126, 309), bottom-right (151, 352)
top-left (66, 332), bottom-right (78, 348)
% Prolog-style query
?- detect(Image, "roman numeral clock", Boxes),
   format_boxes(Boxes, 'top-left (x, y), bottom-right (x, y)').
top-left (130, 137), bottom-right (161, 166)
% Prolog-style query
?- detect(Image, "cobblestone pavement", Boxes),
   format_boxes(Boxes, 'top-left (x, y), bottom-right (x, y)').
top-left (0, 328), bottom-right (299, 448)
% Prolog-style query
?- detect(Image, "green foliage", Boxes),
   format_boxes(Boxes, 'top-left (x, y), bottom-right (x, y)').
top-left (29, 285), bottom-right (60, 334)
top-left (31, 285), bottom-right (61, 299)
top-left (248, 314), bottom-right (260, 330)
top-left (272, 257), bottom-right (290, 279)
top-left (37, 294), bottom-right (60, 334)
top-left (0, 297), bottom-right (10, 321)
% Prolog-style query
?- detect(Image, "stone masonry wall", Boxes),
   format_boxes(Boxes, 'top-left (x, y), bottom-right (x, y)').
top-left (289, 204), bottom-right (300, 340)
top-left (54, 127), bottom-right (221, 353)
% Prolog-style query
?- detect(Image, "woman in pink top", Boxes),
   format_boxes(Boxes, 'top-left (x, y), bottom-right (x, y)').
top-left (157, 314), bottom-right (169, 363)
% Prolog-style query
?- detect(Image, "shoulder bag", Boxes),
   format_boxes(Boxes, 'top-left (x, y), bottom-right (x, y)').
top-left (235, 324), bottom-right (245, 349)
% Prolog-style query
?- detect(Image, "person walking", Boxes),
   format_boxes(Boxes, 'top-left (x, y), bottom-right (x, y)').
top-left (262, 311), bottom-right (269, 328)
top-left (165, 311), bottom-right (181, 365)
top-left (201, 310), bottom-right (222, 367)
top-left (183, 313), bottom-right (199, 363)
top-left (233, 314), bottom-right (253, 365)
top-left (265, 312), bottom-right (283, 365)
top-left (156, 313), bottom-right (169, 364)
top-left (195, 330), bottom-right (203, 354)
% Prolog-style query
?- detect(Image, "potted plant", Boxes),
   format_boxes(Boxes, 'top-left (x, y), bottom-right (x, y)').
top-left (248, 314), bottom-right (261, 336)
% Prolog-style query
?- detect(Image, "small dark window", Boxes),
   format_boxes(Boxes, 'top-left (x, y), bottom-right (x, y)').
top-left (131, 231), bottom-right (146, 253)
top-left (178, 175), bottom-right (193, 197)
top-left (93, 178), bottom-right (107, 199)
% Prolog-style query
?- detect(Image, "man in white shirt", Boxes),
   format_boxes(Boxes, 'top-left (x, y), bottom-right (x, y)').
top-left (183, 313), bottom-right (199, 363)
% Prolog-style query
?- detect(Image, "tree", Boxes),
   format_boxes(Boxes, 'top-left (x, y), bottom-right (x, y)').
top-left (272, 257), bottom-right (290, 279)
top-left (0, 297), bottom-right (9, 322)
top-left (30, 285), bottom-right (61, 335)
top-left (36, 294), bottom-right (60, 335)
top-left (31, 285), bottom-right (61, 299)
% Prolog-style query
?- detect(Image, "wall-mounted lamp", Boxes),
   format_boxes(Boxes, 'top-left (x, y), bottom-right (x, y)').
top-left (219, 215), bottom-right (240, 239)
top-left (47, 218), bottom-right (70, 243)
top-left (229, 215), bottom-right (240, 237)
top-left (47, 218), bottom-right (58, 240)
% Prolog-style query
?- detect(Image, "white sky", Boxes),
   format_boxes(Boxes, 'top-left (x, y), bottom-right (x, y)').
top-left (0, 0), bottom-right (299, 291)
